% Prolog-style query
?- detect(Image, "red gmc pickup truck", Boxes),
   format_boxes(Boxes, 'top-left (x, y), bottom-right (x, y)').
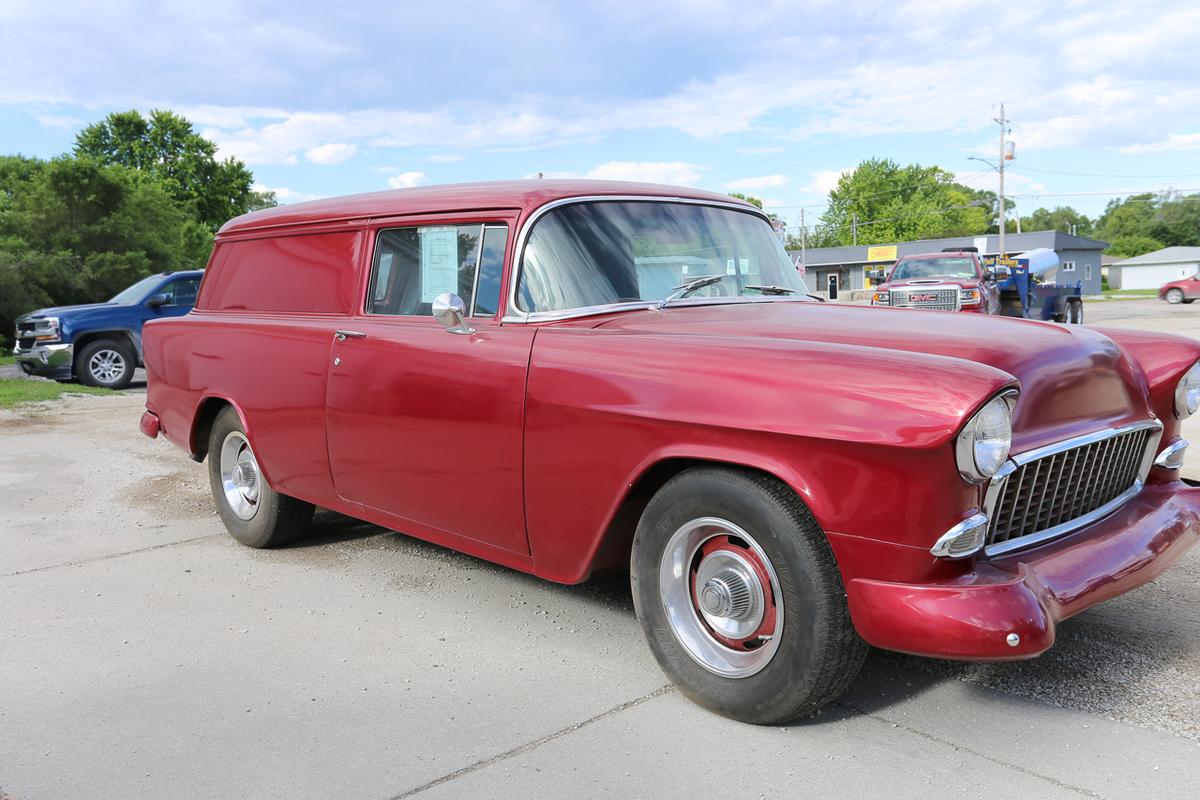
top-left (141, 180), bottom-right (1200, 724)
top-left (872, 251), bottom-right (1001, 313)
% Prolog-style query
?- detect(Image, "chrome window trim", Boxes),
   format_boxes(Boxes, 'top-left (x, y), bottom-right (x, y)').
top-left (499, 195), bottom-right (788, 324)
top-left (982, 419), bottom-right (1163, 558)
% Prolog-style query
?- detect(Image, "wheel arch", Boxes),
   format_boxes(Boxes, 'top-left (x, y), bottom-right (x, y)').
top-left (189, 395), bottom-right (251, 463)
top-left (73, 329), bottom-right (139, 363)
top-left (580, 449), bottom-right (828, 582)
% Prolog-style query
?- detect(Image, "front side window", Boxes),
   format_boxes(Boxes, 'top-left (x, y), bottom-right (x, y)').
top-left (515, 201), bottom-right (808, 314)
top-left (159, 277), bottom-right (201, 306)
top-left (368, 223), bottom-right (507, 317)
top-left (890, 258), bottom-right (977, 281)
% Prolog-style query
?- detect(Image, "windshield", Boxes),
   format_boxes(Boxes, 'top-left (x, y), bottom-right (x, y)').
top-left (516, 201), bottom-right (809, 314)
top-left (889, 257), bottom-right (978, 281)
top-left (108, 274), bottom-right (163, 304)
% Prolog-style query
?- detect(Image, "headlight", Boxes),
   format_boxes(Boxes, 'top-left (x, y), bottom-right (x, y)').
top-left (1174, 361), bottom-right (1200, 419)
top-left (33, 316), bottom-right (61, 342)
top-left (956, 392), bottom-right (1015, 483)
top-left (872, 291), bottom-right (889, 305)
top-left (960, 288), bottom-right (981, 306)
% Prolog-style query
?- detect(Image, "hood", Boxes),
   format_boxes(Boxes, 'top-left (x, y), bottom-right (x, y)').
top-left (882, 277), bottom-right (980, 290)
top-left (18, 303), bottom-right (119, 323)
top-left (591, 301), bottom-right (1153, 450)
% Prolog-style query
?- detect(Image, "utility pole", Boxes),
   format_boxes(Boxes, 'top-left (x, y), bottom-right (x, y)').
top-left (800, 209), bottom-right (807, 266)
top-left (997, 103), bottom-right (1008, 258)
top-left (852, 212), bottom-right (858, 246)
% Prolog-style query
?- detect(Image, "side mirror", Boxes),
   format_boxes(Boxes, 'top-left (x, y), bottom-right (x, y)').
top-left (983, 271), bottom-right (996, 282)
top-left (147, 293), bottom-right (170, 308)
top-left (432, 292), bottom-right (475, 335)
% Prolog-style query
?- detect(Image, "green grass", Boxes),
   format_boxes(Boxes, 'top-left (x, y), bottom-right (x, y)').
top-left (0, 377), bottom-right (117, 409)
top-left (0, 354), bottom-right (14, 365)
top-left (1099, 289), bottom-right (1160, 301)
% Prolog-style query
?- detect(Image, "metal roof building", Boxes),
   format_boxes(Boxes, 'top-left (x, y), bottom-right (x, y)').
top-left (789, 230), bottom-right (1109, 297)
top-left (1109, 247), bottom-right (1200, 290)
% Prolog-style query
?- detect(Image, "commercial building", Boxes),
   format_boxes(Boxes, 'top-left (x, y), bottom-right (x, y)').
top-left (790, 230), bottom-right (1109, 297)
top-left (1109, 247), bottom-right (1200, 290)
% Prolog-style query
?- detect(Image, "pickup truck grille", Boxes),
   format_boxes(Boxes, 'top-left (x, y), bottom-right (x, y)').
top-left (987, 425), bottom-right (1156, 552)
top-left (889, 287), bottom-right (959, 311)
top-left (17, 337), bottom-right (36, 351)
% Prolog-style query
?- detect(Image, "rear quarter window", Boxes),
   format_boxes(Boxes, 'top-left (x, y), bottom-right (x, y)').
top-left (198, 231), bottom-right (362, 313)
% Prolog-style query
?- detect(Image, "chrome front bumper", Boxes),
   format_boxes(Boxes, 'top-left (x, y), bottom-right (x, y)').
top-left (13, 342), bottom-right (74, 378)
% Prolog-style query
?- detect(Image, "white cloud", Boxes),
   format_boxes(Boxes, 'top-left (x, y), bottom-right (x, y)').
top-left (252, 183), bottom-right (322, 204)
top-left (1120, 133), bottom-right (1200, 154)
top-left (583, 161), bottom-right (703, 185)
top-left (804, 168), bottom-right (851, 196)
top-left (725, 174), bottom-right (788, 191)
top-left (736, 146), bottom-right (785, 155)
top-left (32, 112), bottom-right (82, 130)
top-left (387, 171), bottom-right (425, 188)
top-left (429, 154), bottom-right (464, 163)
top-left (305, 142), bottom-right (357, 164)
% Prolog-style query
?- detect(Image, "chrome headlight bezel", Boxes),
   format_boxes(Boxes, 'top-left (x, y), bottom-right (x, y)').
top-left (1174, 360), bottom-right (1200, 419)
top-left (32, 316), bottom-right (61, 343)
top-left (956, 390), bottom-right (1017, 484)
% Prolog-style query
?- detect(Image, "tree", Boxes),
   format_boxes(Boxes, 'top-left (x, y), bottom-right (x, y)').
top-left (1020, 206), bottom-right (1093, 236)
top-left (74, 109), bottom-right (266, 231)
top-left (0, 156), bottom-right (212, 341)
top-left (1095, 192), bottom-right (1200, 255)
top-left (728, 192), bottom-right (764, 209)
top-left (816, 159), bottom-right (990, 247)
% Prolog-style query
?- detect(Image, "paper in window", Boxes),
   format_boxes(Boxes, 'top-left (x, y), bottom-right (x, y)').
top-left (420, 227), bottom-right (460, 302)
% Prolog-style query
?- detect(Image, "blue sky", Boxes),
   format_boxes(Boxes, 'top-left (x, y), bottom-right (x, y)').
top-left (2, 0), bottom-right (1200, 234)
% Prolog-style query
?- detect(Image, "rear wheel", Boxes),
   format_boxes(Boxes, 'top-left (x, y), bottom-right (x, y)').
top-left (1166, 288), bottom-right (1185, 304)
top-left (207, 406), bottom-right (313, 548)
top-left (1065, 298), bottom-right (1084, 324)
top-left (630, 467), bottom-right (866, 724)
top-left (76, 339), bottom-right (135, 389)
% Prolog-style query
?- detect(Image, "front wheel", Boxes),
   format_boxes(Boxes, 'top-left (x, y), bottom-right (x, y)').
top-left (1166, 288), bottom-right (1185, 304)
top-left (630, 467), bottom-right (866, 724)
top-left (76, 339), bottom-right (135, 389)
top-left (207, 406), bottom-right (314, 548)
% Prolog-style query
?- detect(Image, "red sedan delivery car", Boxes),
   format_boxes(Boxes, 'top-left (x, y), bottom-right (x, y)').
top-left (872, 251), bottom-right (1001, 313)
top-left (1159, 275), bottom-right (1200, 304)
top-left (141, 181), bottom-right (1200, 724)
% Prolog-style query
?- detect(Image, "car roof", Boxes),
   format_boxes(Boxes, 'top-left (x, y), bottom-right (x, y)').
top-left (217, 180), bottom-right (756, 236)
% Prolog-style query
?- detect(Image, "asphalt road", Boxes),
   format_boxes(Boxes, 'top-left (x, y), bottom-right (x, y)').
top-left (2, 299), bottom-right (1200, 800)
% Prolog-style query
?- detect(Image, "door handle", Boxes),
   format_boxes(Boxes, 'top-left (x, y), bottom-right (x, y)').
top-left (334, 330), bottom-right (367, 341)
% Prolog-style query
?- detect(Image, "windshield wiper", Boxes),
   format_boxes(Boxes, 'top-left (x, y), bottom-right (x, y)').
top-left (745, 284), bottom-right (797, 296)
top-left (656, 275), bottom-right (725, 309)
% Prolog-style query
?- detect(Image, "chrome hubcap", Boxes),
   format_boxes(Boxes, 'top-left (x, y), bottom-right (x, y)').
top-left (220, 432), bottom-right (261, 520)
top-left (658, 517), bottom-right (783, 678)
top-left (88, 349), bottom-right (126, 384)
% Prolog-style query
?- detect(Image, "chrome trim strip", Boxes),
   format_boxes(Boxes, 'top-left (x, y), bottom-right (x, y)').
top-left (468, 223), bottom-right (484, 316)
top-left (982, 419), bottom-right (1163, 557)
top-left (1154, 438), bottom-right (1188, 470)
top-left (1008, 420), bottom-right (1162, 468)
top-left (501, 194), bottom-right (781, 324)
top-left (930, 512), bottom-right (990, 559)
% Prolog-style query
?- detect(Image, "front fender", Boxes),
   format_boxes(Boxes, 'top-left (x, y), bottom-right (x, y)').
top-left (522, 328), bottom-right (1016, 583)
top-left (1093, 327), bottom-right (1200, 448)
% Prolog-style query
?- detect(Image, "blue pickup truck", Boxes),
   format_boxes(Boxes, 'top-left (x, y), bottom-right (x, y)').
top-left (13, 270), bottom-right (204, 389)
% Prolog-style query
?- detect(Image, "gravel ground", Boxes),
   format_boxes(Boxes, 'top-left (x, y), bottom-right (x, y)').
top-left (2, 298), bottom-right (1200, 800)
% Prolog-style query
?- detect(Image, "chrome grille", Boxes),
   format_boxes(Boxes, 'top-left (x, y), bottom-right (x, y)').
top-left (889, 287), bottom-right (959, 311)
top-left (986, 425), bottom-right (1157, 553)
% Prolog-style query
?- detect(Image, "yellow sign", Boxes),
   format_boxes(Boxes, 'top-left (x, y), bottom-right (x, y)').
top-left (867, 245), bottom-right (897, 262)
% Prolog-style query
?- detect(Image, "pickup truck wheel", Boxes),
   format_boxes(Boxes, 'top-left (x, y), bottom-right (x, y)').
top-left (76, 339), bottom-right (135, 389)
top-left (208, 407), bottom-right (313, 548)
top-left (630, 467), bottom-right (866, 724)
